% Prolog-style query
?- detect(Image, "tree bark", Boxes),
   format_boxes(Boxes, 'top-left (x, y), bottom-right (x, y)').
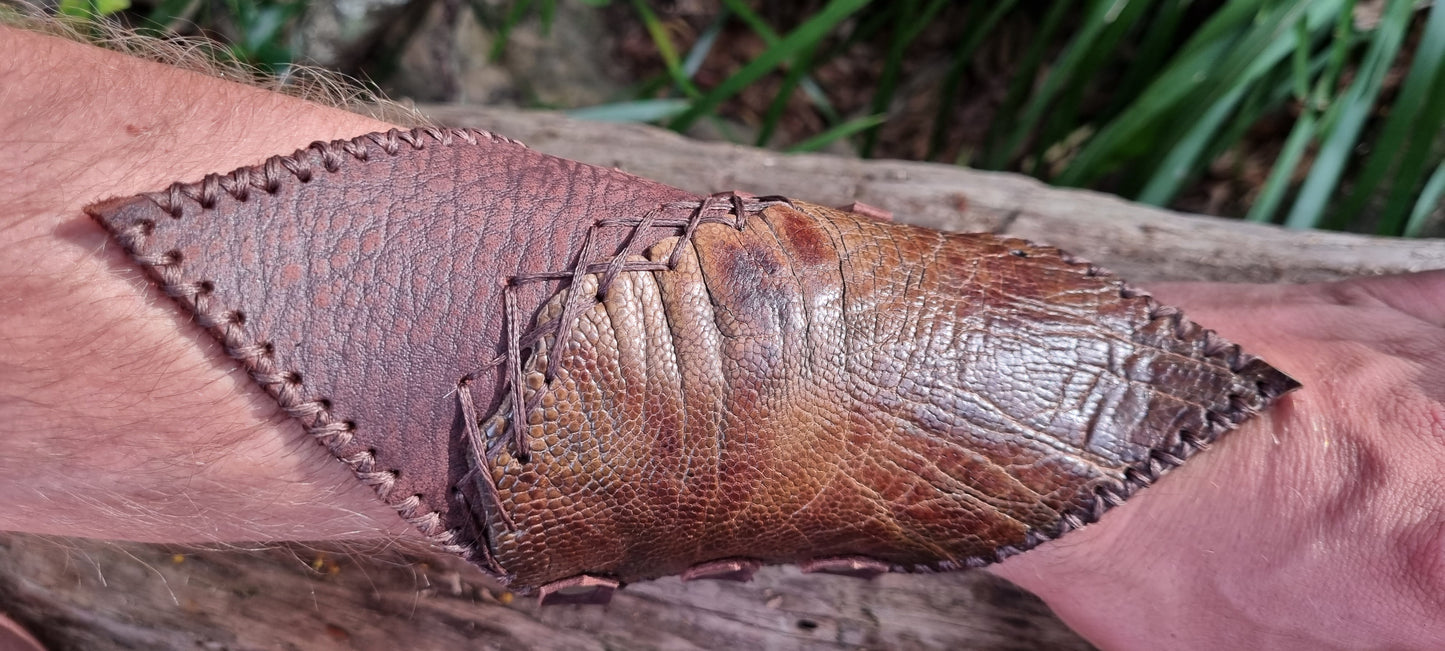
top-left (4, 106), bottom-right (1441, 651)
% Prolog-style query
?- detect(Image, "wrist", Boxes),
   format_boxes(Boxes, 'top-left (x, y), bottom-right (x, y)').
top-left (990, 278), bottom-right (1445, 649)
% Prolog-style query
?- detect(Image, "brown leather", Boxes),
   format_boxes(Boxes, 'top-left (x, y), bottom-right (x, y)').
top-left (87, 127), bottom-right (1298, 594)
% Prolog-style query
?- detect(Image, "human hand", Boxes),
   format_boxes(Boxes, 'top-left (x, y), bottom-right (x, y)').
top-left (992, 271), bottom-right (1445, 649)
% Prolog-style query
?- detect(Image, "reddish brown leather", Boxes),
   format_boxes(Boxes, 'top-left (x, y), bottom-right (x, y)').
top-left (87, 127), bottom-right (1298, 592)
top-left (86, 128), bottom-right (694, 558)
top-left (476, 200), bottom-right (1297, 588)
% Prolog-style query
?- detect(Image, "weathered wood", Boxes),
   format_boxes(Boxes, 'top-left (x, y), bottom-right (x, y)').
top-left (4, 106), bottom-right (1441, 651)
top-left (0, 534), bottom-right (1082, 650)
top-left (423, 104), bottom-right (1445, 283)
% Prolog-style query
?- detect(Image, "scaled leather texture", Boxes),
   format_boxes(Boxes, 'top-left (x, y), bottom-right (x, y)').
top-left (88, 127), bottom-right (1298, 594)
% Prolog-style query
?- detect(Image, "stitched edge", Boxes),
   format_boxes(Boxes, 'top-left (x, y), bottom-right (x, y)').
top-left (909, 248), bottom-right (1301, 572)
top-left (97, 133), bottom-right (1300, 582)
top-left (471, 192), bottom-right (788, 463)
top-left (479, 202), bottom-right (1301, 578)
top-left (95, 127), bottom-right (523, 564)
top-left (456, 193), bottom-right (788, 576)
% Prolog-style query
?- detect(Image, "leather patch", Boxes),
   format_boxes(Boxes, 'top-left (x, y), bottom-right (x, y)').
top-left (469, 199), bottom-right (1298, 589)
top-left (87, 128), bottom-right (1298, 594)
top-left (86, 127), bottom-right (694, 563)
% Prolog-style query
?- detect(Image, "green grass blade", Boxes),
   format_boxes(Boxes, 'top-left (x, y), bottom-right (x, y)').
top-left (668, 0), bottom-right (872, 133)
top-left (566, 99), bottom-right (691, 123)
top-left (926, 0), bottom-right (1018, 161)
top-left (1136, 82), bottom-right (1248, 205)
top-left (1003, 0), bottom-right (1152, 173)
top-left (1284, 0), bottom-right (1413, 229)
top-left (1377, 84), bottom-right (1445, 234)
top-left (1241, 9), bottom-right (1333, 223)
top-left (798, 77), bottom-right (841, 124)
top-left (980, 0), bottom-right (1073, 169)
top-left (1105, 0), bottom-right (1189, 112)
top-left (682, 10), bottom-right (727, 79)
top-left (1367, 1), bottom-right (1445, 234)
top-left (720, 0), bottom-right (840, 123)
top-left (1171, 0), bottom-right (1271, 61)
top-left (1058, 0), bottom-right (1333, 188)
top-left (720, 0), bottom-right (779, 43)
top-left (756, 41), bottom-right (818, 147)
top-left (1404, 160), bottom-right (1445, 237)
top-left (859, 0), bottom-right (947, 157)
top-left (785, 114), bottom-right (888, 153)
top-left (1313, 0), bottom-right (1357, 114)
top-left (1246, 109), bottom-right (1320, 222)
top-left (1205, 51), bottom-right (1322, 176)
top-left (1030, 0), bottom-right (1155, 178)
top-left (1336, 0), bottom-right (1441, 230)
top-left (859, 0), bottom-right (916, 157)
top-left (630, 0), bottom-right (703, 100)
top-left (1291, 17), bottom-right (1311, 101)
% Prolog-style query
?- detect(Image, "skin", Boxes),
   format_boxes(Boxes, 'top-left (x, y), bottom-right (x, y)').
top-left (0, 26), bottom-right (410, 541)
top-left (2, 26), bottom-right (1442, 649)
top-left (994, 276), bottom-right (1445, 648)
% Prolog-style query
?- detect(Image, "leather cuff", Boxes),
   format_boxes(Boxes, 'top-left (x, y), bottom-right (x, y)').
top-left (87, 127), bottom-right (1298, 602)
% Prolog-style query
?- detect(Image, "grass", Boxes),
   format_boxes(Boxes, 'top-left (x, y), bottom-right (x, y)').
top-left (612, 0), bottom-right (1445, 235)
top-left (65, 0), bottom-right (1445, 235)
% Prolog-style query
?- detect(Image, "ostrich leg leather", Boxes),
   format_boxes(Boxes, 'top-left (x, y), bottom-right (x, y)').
top-left (88, 127), bottom-right (1299, 597)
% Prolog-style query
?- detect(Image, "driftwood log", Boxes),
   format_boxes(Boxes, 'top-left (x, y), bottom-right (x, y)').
top-left (4, 106), bottom-right (1443, 651)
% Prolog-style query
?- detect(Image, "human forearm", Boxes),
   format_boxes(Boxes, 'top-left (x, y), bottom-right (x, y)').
top-left (0, 27), bottom-right (410, 541)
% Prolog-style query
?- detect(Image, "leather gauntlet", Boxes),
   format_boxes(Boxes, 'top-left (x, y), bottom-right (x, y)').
top-left (88, 127), bottom-right (1298, 604)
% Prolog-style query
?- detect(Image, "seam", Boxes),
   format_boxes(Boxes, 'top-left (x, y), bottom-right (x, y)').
top-left (911, 249), bottom-right (1301, 571)
top-left (465, 192), bottom-right (790, 489)
top-left (106, 135), bottom-right (1300, 582)
top-left (102, 127), bottom-right (523, 568)
top-left (479, 214), bottom-right (1300, 576)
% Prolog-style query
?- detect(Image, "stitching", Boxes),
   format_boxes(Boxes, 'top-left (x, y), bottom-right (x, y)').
top-left (111, 131), bottom-right (1296, 581)
top-left (467, 217), bottom-right (1297, 576)
top-left (109, 127), bottom-right (520, 564)
top-left (459, 192), bottom-right (792, 535)
top-left (916, 249), bottom-right (1298, 571)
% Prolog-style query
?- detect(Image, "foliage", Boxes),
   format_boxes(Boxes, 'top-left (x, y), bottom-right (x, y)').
top-left (608, 0), bottom-right (1445, 235)
top-left (56, 0), bottom-right (1445, 235)
top-left (60, 0), bottom-right (308, 71)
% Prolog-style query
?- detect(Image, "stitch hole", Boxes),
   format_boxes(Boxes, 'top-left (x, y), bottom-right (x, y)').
top-left (228, 310), bottom-right (246, 325)
top-left (285, 371), bottom-right (303, 385)
top-left (164, 249), bottom-right (183, 265)
top-left (344, 421), bottom-right (356, 432)
top-left (137, 219), bottom-right (155, 236)
top-left (196, 280), bottom-right (215, 295)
